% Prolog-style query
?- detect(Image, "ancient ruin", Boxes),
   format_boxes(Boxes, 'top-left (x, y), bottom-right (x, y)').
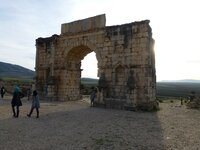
top-left (35, 14), bottom-right (157, 110)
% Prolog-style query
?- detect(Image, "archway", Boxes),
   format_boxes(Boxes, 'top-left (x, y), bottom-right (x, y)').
top-left (35, 14), bottom-right (158, 110)
top-left (62, 45), bottom-right (97, 101)
top-left (81, 52), bottom-right (98, 79)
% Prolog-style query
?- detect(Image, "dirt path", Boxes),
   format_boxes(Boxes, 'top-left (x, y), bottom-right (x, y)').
top-left (0, 97), bottom-right (200, 150)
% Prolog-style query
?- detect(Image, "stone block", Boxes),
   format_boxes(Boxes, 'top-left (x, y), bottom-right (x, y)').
top-left (61, 14), bottom-right (106, 34)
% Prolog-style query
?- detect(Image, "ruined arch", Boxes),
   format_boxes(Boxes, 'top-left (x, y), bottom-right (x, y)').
top-left (35, 14), bottom-right (157, 110)
top-left (61, 44), bottom-right (97, 100)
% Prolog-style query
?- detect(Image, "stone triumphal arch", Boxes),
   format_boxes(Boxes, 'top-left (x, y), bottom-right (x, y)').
top-left (35, 14), bottom-right (157, 110)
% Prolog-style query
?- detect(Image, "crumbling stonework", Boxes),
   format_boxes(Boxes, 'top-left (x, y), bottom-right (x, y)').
top-left (35, 14), bottom-right (157, 110)
top-left (186, 93), bottom-right (200, 109)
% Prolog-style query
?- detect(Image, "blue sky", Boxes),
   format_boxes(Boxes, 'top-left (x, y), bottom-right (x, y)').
top-left (0, 0), bottom-right (200, 81)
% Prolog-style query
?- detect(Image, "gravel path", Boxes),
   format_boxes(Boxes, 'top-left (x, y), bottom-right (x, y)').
top-left (0, 97), bottom-right (200, 150)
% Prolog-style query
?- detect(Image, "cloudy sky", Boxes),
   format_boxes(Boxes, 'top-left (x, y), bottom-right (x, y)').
top-left (0, 0), bottom-right (200, 81)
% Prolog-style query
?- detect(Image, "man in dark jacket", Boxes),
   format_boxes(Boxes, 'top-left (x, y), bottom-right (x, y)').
top-left (1, 86), bottom-right (5, 99)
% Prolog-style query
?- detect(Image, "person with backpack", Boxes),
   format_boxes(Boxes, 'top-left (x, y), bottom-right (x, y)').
top-left (11, 86), bottom-right (24, 118)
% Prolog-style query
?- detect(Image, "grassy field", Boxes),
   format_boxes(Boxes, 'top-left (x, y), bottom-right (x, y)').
top-left (157, 82), bottom-right (200, 98)
top-left (0, 77), bottom-right (33, 83)
top-left (81, 78), bottom-right (98, 86)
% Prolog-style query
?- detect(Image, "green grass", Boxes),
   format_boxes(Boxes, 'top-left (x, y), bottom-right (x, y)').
top-left (157, 82), bottom-right (200, 98)
top-left (0, 77), bottom-right (34, 84)
top-left (81, 78), bottom-right (98, 86)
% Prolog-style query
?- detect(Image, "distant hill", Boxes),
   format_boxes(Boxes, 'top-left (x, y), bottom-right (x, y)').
top-left (81, 77), bottom-right (98, 85)
top-left (157, 81), bottom-right (200, 97)
top-left (160, 79), bottom-right (200, 83)
top-left (0, 61), bottom-right (35, 80)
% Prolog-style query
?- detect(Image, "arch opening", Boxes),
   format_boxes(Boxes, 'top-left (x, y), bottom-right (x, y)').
top-left (63, 45), bottom-right (98, 100)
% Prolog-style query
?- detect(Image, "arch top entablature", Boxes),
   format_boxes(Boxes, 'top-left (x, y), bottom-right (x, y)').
top-left (65, 45), bottom-right (92, 62)
top-left (62, 39), bottom-right (95, 60)
top-left (61, 14), bottom-right (106, 35)
top-left (60, 34), bottom-right (105, 63)
top-left (63, 37), bottom-right (96, 52)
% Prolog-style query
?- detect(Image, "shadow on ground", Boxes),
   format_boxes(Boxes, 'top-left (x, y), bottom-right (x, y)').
top-left (0, 99), bottom-right (166, 150)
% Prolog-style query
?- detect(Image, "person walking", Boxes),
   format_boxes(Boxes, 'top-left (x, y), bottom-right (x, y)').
top-left (27, 88), bottom-right (31, 101)
top-left (90, 87), bottom-right (96, 107)
top-left (27, 90), bottom-right (40, 118)
top-left (1, 86), bottom-right (5, 99)
top-left (11, 86), bottom-right (23, 118)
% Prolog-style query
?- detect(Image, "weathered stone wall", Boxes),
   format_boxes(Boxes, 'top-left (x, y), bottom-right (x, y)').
top-left (35, 14), bottom-right (157, 110)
